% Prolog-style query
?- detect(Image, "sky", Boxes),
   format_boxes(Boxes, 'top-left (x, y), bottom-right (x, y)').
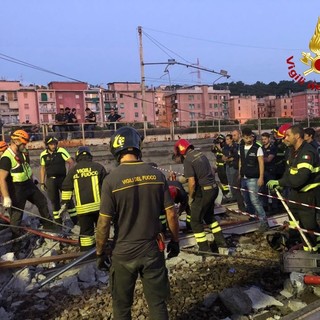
top-left (1, 0), bottom-right (320, 88)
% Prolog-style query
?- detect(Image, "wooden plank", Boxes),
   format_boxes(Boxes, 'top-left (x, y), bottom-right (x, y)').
top-left (0, 252), bottom-right (83, 269)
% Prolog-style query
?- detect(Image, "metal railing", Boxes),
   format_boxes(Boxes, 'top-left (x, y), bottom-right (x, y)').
top-left (0, 116), bottom-right (318, 143)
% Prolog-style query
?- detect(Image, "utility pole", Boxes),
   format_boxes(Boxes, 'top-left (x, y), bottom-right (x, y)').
top-left (138, 26), bottom-right (147, 123)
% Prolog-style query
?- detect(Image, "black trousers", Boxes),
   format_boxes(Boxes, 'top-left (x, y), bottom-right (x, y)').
top-left (190, 186), bottom-right (219, 233)
top-left (110, 249), bottom-right (170, 320)
top-left (288, 188), bottom-right (320, 250)
top-left (217, 165), bottom-right (229, 195)
top-left (10, 180), bottom-right (50, 236)
top-left (77, 211), bottom-right (99, 251)
top-left (46, 176), bottom-right (75, 222)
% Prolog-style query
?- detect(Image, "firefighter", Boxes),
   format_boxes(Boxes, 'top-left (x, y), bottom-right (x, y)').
top-left (0, 130), bottom-right (56, 238)
top-left (174, 138), bottom-right (227, 253)
top-left (96, 126), bottom-right (179, 319)
top-left (40, 136), bottom-right (77, 225)
top-left (273, 123), bottom-right (291, 180)
top-left (211, 134), bottom-right (230, 199)
top-left (0, 141), bottom-right (8, 156)
top-left (61, 146), bottom-right (107, 251)
top-left (267, 124), bottom-right (320, 252)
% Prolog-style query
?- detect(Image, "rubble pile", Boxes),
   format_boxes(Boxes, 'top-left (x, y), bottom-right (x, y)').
top-left (1, 231), bottom-right (320, 319)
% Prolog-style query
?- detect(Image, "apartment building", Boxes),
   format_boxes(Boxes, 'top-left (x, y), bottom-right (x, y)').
top-left (164, 86), bottom-right (230, 127)
top-left (292, 90), bottom-right (320, 119)
top-left (229, 95), bottom-right (258, 123)
top-left (0, 81), bottom-right (20, 124)
top-left (275, 95), bottom-right (293, 118)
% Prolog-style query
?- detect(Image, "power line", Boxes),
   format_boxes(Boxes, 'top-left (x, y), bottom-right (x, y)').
top-left (0, 52), bottom-right (86, 83)
top-left (143, 27), bottom-right (303, 51)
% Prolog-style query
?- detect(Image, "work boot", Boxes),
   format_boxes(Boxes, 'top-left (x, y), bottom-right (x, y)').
top-left (198, 241), bottom-right (211, 254)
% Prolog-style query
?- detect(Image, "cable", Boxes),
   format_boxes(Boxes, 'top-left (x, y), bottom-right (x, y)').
top-left (143, 27), bottom-right (303, 52)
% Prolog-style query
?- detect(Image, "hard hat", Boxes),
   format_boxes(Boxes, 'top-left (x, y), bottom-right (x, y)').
top-left (169, 185), bottom-right (178, 200)
top-left (11, 130), bottom-right (29, 144)
top-left (75, 146), bottom-right (92, 162)
top-left (0, 141), bottom-right (8, 152)
top-left (276, 123), bottom-right (292, 139)
top-left (110, 126), bottom-right (142, 161)
top-left (174, 139), bottom-right (193, 156)
top-left (45, 135), bottom-right (59, 145)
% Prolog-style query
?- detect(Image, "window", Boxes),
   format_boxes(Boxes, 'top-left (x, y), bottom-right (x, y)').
top-left (41, 93), bottom-right (48, 101)
top-left (134, 112), bottom-right (139, 118)
top-left (120, 94), bottom-right (123, 98)
top-left (134, 103), bottom-right (138, 108)
top-left (197, 104), bottom-right (200, 109)
top-left (214, 103), bottom-right (218, 108)
top-left (75, 94), bottom-right (80, 99)
top-left (197, 95), bottom-right (200, 100)
top-left (284, 112), bottom-right (287, 116)
top-left (189, 112), bottom-right (195, 119)
top-left (24, 104), bottom-right (29, 109)
top-left (284, 105), bottom-right (287, 109)
top-left (25, 115), bottom-right (30, 121)
top-left (214, 95), bottom-right (218, 100)
top-left (23, 92), bottom-right (28, 99)
top-left (209, 95), bottom-right (212, 100)
top-left (188, 95), bottom-right (194, 101)
top-left (214, 112), bottom-right (219, 116)
top-left (50, 93), bottom-right (53, 99)
top-left (120, 103), bottom-right (124, 109)
top-left (189, 104), bottom-right (195, 110)
top-left (238, 99), bottom-right (240, 104)
top-left (238, 106), bottom-right (241, 110)
top-left (58, 95), bottom-right (63, 99)
top-left (133, 92), bottom-right (137, 98)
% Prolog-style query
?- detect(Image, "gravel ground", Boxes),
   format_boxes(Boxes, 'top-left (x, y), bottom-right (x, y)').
top-left (1, 232), bottom-right (296, 320)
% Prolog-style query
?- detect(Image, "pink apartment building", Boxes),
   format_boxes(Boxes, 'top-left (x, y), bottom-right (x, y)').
top-left (18, 85), bottom-right (39, 124)
top-left (275, 96), bottom-right (293, 118)
top-left (164, 86), bottom-right (230, 127)
top-left (0, 81), bottom-right (20, 124)
top-left (229, 95), bottom-right (258, 123)
top-left (292, 90), bottom-right (320, 119)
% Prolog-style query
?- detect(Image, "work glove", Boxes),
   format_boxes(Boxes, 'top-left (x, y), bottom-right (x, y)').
top-left (40, 183), bottom-right (47, 192)
top-left (3, 196), bottom-right (12, 208)
top-left (167, 240), bottom-right (180, 259)
top-left (188, 196), bottom-right (194, 207)
top-left (96, 252), bottom-right (111, 271)
top-left (266, 180), bottom-right (280, 190)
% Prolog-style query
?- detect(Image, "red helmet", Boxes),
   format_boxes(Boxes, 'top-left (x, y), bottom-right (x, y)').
top-left (169, 185), bottom-right (178, 200)
top-left (276, 123), bottom-right (292, 139)
top-left (174, 139), bottom-right (193, 156)
top-left (0, 141), bottom-right (7, 152)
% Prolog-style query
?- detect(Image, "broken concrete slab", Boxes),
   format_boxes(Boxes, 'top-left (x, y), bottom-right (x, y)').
top-left (244, 286), bottom-right (283, 310)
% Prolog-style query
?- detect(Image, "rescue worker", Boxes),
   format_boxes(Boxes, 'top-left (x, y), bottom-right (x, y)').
top-left (211, 134), bottom-right (230, 199)
top-left (174, 138), bottom-right (227, 253)
top-left (304, 127), bottom-right (320, 156)
top-left (273, 123), bottom-right (291, 180)
top-left (267, 124), bottom-right (320, 252)
top-left (239, 128), bottom-right (267, 230)
top-left (40, 136), bottom-right (77, 225)
top-left (0, 130), bottom-right (56, 237)
top-left (61, 146), bottom-right (107, 251)
top-left (0, 141), bottom-right (8, 156)
top-left (96, 126), bottom-right (179, 320)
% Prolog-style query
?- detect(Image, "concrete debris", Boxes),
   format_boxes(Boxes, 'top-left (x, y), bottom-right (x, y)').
top-left (0, 307), bottom-right (10, 320)
top-left (78, 263), bottom-right (96, 283)
top-left (202, 292), bottom-right (218, 308)
top-left (287, 299), bottom-right (308, 312)
top-left (244, 286), bottom-right (283, 309)
top-left (0, 252), bottom-right (15, 262)
top-left (290, 272), bottom-right (306, 294)
top-left (67, 281), bottom-right (82, 296)
top-left (219, 287), bottom-right (252, 315)
top-left (35, 291), bottom-right (49, 299)
top-left (11, 268), bottom-right (31, 293)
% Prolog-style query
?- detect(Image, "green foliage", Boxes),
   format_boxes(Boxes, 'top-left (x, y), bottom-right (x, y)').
top-left (213, 80), bottom-right (309, 97)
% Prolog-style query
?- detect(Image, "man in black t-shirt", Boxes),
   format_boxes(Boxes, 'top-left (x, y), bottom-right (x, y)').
top-left (107, 108), bottom-right (122, 131)
top-left (84, 107), bottom-right (96, 138)
top-left (174, 138), bottom-right (227, 254)
top-left (54, 108), bottom-right (68, 140)
top-left (96, 126), bottom-right (179, 320)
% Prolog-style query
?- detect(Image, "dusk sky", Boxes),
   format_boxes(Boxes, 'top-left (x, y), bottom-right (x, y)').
top-left (1, 0), bottom-right (320, 87)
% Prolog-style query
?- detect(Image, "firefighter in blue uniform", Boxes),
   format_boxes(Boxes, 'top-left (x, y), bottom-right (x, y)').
top-left (267, 124), bottom-right (320, 252)
top-left (96, 126), bottom-right (179, 320)
top-left (40, 136), bottom-right (77, 225)
top-left (61, 146), bottom-right (107, 251)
